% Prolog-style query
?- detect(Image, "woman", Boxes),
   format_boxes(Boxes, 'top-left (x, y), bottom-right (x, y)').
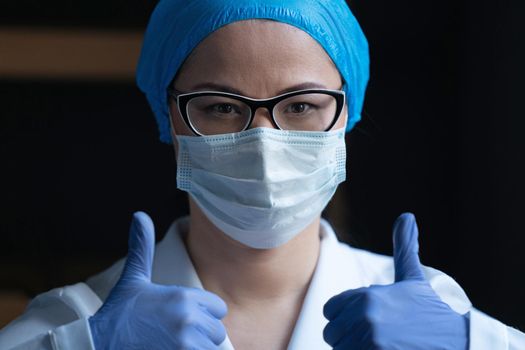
top-left (1, 0), bottom-right (523, 349)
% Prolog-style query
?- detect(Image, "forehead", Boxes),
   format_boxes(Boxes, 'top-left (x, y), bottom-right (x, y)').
top-left (174, 20), bottom-right (342, 95)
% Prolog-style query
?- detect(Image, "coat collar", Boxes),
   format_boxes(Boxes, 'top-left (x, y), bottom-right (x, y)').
top-left (151, 216), bottom-right (365, 350)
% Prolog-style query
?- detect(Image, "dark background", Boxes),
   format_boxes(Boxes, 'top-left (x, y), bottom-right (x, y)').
top-left (1, 0), bottom-right (524, 330)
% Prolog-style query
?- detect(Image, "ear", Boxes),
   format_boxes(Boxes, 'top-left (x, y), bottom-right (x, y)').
top-left (343, 103), bottom-right (349, 127)
top-left (333, 103), bottom-right (348, 131)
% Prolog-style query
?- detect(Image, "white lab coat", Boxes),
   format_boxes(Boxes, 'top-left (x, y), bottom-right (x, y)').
top-left (0, 216), bottom-right (524, 350)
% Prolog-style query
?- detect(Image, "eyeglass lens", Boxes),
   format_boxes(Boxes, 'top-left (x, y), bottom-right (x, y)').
top-left (185, 93), bottom-right (338, 135)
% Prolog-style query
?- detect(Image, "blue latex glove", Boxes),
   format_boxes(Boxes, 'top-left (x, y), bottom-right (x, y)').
top-left (88, 212), bottom-right (228, 350)
top-left (323, 213), bottom-right (469, 349)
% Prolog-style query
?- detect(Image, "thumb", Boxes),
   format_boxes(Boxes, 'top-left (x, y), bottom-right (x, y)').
top-left (121, 211), bottom-right (156, 282)
top-left (393, 212), bottom-right (425, 282)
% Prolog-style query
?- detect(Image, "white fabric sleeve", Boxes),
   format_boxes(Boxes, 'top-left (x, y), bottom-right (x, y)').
top-left (5, 318), bottom-right (95, 350)
top-left (508, 325), bottom-right (525, 350)
top-left (51, 318), bottom-right (96, 350)
top-left (468, 308), bottom-right (525, 350)
top-left (0, 283), bottom-right (101, 350)
top-left (423, 266), bottom-right (472, 314)
top-left (424, 266), bottom-right (525, 350)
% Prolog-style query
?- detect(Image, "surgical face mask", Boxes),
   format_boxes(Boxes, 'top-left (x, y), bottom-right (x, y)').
top-left (175, 127), bottom-right (346, 249)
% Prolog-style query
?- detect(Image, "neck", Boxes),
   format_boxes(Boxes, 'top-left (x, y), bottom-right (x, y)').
top-left (185, 197), bottom-right (321, 307)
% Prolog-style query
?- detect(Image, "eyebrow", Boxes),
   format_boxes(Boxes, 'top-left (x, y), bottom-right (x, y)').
top-left (188, 82), bottom-right (330, 96)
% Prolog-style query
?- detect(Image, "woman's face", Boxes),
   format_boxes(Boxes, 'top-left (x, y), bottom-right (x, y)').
top-left (170, 19), bottom-right (347, 137)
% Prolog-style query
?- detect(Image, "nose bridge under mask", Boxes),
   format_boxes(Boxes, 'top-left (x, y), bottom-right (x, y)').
top-left (238, 133), bottom-right (282, 180)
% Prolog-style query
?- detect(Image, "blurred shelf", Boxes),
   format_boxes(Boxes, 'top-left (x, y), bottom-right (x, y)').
top-left (0, 291), bottom-right (29, 328)
top-left (0, 28), bottom-right (142, 80)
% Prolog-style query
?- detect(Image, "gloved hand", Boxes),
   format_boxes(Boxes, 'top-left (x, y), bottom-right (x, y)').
top-left (88, 211), bottom-right (228, 350)
top-left (323, 213), bottom-right (469, 349)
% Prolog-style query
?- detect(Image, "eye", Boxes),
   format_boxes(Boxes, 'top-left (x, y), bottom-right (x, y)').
top-left (285, 102), bottom-right (313, 114)
top-left (210, 103), bottom-right (237, 114)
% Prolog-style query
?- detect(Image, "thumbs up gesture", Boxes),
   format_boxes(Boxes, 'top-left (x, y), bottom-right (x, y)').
top-left (88, 212), bottom-right (228, 349)
top-left (323, 213), bottom-right (469, 349)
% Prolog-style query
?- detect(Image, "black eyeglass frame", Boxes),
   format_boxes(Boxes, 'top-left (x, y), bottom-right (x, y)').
top-left (167, 88), bottom-right (346, 136)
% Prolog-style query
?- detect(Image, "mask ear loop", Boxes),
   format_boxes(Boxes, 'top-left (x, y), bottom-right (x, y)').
top-left (168, 109), bottom-right (177, 140)
top-left (167, 109), bottom-right (180, 163)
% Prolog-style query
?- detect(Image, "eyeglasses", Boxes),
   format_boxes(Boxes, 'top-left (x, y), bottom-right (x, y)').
top-left (167, 88), bottom-right (346, 136)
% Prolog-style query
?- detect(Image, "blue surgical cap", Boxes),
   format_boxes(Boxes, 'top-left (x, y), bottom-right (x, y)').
top-left (136, 0), bottom-right (369, 143)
